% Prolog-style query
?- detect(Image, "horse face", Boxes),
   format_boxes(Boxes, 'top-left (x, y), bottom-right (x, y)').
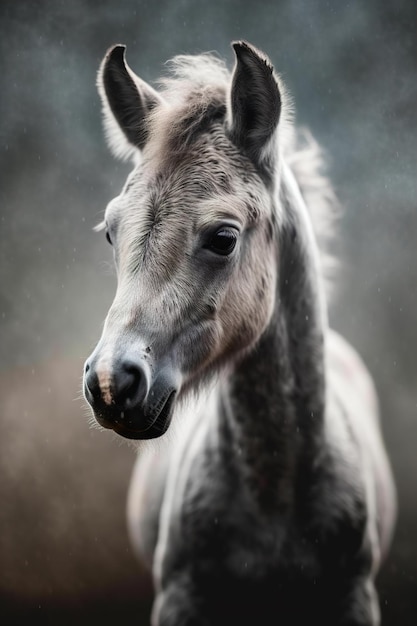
top-left (84, 147), bottom-right (278, 439)
top-left (84, 42), bottom-right (283, 439)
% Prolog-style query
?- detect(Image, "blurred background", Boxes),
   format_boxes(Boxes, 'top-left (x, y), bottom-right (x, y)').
top-left (1, 0), bottom-right (416, 624)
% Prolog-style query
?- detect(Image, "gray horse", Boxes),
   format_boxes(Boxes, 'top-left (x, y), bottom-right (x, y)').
top-left (84, 41), bottom-right (396, 625)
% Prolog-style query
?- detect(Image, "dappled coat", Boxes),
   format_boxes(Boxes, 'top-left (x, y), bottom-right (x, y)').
top-left (84, 41), bottom-right (396, 626)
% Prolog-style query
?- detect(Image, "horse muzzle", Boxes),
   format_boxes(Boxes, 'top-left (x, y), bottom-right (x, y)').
top-left (83, 352), bottom-right (180, 440)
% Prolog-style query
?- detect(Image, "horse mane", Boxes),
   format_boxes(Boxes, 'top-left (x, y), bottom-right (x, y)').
top-left (148, 52), bottom-right (339, 290)
top-left (145, 54), bottom-right (229, 158)
top-left (158, 52), bottom-right (230, 94)
top-left (285, 127), bottom-right (340, 291)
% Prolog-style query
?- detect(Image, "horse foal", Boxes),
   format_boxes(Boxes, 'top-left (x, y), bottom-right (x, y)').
top-left (84, 41), bottom-right (396, 626)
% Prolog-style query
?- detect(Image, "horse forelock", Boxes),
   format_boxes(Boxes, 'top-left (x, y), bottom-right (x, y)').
top-left (140, 53), bottom-right (230, 163)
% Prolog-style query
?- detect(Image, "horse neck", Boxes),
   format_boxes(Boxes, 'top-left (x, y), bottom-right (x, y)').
top-left (218, 163), bottom-right (328, 512)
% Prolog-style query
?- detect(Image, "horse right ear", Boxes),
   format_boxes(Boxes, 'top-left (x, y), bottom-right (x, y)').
top-left (97, 45), bottom-right (163, 160)
top-left (227, 41), bottom-right (282, 174)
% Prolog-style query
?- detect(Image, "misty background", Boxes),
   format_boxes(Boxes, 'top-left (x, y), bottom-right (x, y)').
top-left (0, 0), bottom-right (416, 624)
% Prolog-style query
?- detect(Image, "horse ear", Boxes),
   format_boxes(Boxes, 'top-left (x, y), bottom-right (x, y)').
top-left (228, 41), bottom-right (282, 172)
top-left (97, 45), bottom-right (163, 160)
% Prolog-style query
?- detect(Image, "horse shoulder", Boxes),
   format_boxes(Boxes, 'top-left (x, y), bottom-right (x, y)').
top-left (126, 394), bottom-right (210, 567)
top-left (319, 329), bottom-right (396, 566)
top-left (127, 444), bottom-right (171, 568)
top-left (137, 388), bottom-right (223, 576)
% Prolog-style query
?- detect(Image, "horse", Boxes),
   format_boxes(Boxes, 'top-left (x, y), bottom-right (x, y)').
top-left (83, 41), bottom-right (396, 625)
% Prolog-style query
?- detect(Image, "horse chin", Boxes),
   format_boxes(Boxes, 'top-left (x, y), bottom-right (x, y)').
top-left (95, 389), bottom-right (177, 440)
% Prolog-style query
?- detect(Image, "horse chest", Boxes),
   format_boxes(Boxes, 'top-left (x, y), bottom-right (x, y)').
top-left (157, 469), bottom-right (365, 626)
top-left (158, 471), bottom-right (330, 625)
top-left (159, 434), bottom-right (320, 586)
top-left (158, 424), bottom-right (369, 592)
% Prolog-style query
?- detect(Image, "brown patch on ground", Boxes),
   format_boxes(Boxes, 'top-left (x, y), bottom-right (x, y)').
top-left (0, 357), bottom-right (152, 622)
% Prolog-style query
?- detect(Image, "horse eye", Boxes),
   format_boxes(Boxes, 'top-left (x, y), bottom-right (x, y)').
top-left (105, 230), bottom-right (112, 245)
top-left (207, 228), bottom-right (238, 256)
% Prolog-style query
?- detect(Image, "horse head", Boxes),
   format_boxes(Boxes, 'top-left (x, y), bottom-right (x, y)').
top-left (84, 42), bottom-right (286, 439)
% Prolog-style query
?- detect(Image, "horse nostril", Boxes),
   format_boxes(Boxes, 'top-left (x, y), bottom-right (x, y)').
top-left (114, 361), bottom-right (149, 409)
top-left (116, 365), bottom-right (139, 404)
top-left (83, 356), bottom-right (150, 412)
top-left (84, 363), bottom-right (100, 403)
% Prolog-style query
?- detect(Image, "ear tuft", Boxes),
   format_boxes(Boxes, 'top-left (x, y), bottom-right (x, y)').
top-left (232, 40), bottom-right (275, 75)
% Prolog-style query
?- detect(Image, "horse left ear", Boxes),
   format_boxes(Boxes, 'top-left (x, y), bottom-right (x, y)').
top-left (228, 41), bottom-right (282, 173)
top-left (97, 45), bottom-right (164, 160)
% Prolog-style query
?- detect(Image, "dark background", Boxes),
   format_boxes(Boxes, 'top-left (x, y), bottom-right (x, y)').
top-left (1, 1), bottom-right (416, 624)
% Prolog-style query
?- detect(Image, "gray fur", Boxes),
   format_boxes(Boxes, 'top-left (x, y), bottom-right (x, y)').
top-left (86, 41), bottom-right (396, 625)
